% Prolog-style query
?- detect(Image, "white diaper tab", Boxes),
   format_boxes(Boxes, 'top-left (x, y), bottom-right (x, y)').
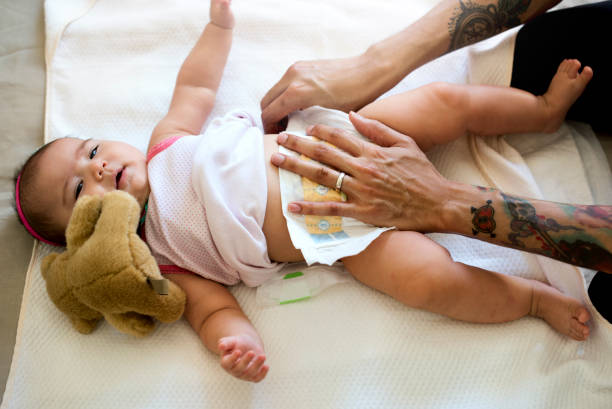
top-left (279, 107), bottom-right (393, 265)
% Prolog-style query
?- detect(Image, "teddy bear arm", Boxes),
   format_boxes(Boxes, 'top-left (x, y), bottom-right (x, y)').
top-left (42, 253), bottom-right (104, 333)
top-left (103, 312), bottom-right (155, 337)
top-left (70, 316), bottom-right (101, 334)
top-left (75, 267), bottom-right (185, 323)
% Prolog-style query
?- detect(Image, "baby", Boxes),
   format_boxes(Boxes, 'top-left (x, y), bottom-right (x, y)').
top-left (15, 0), bottom-right (594, 383)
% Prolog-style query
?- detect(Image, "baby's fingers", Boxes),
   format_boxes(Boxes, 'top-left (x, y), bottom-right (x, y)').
top-left (218, 337), bottom-right (237, 353)
top-left (251, 363), bottom-right (269, 383)
top-left (220, 349), bottom-right (242, 372)
top-left (241, 354), bottom-right (268, 382)
top-left (231, 351), bottom-right (256, 376)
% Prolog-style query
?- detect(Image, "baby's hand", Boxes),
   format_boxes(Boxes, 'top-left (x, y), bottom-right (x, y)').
top-left (218, 334), bottom-right (269, 382)
top-left (210, 0), bottom-right (234, 29)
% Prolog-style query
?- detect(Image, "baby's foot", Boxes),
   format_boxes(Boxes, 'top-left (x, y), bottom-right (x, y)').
top-left (530, 280), bottom-right (590, 341)
top-left (541, 59), bottom-right (593, 132)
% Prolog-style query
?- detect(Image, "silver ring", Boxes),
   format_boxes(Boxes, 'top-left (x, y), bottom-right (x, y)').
top-left (335, 172), bottom-right (346, 190)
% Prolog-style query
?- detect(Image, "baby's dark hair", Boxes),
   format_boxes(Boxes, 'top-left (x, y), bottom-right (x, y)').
top-left (13, 139), bottom-right (67, 246)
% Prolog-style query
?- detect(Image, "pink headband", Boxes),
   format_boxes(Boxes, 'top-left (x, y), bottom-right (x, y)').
top-left (15, 173), bottom-right (63, 246)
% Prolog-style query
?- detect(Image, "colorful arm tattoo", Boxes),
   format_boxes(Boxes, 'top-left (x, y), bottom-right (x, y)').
top-left (469, 188), bottom-right (612, 271)
top-left (501, 193), bottom-right (612, 271)
top-left (471, 199), bottom-right (497, 237)
top-left (448, 0), bottom-right (531, 51)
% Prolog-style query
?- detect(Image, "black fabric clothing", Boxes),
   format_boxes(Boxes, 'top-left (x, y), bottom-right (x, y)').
top-left (511, 0), bottom-right (612, 132)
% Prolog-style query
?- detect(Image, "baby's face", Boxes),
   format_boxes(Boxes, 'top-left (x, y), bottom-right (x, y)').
top-left (35, 137), bottom-right (149, 232)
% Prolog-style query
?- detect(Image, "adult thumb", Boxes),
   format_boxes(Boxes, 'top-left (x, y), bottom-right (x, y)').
top-left (349, 111), bottom-right (413, 148)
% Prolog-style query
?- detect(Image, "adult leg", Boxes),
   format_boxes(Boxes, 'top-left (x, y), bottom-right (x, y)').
top-left (511, 0), bottom-right (612, 132)
top-left (342, 230), bottom-right (590, 340)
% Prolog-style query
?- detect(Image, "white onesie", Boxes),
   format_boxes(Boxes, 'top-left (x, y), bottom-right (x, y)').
top-left (144, 107), bottom-right (391, 287)
top-left (144, 111), bottom-right (283, 287)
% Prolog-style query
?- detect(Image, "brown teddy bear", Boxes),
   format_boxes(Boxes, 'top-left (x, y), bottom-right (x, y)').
top-left (41, 190), bottom-right (186, 337)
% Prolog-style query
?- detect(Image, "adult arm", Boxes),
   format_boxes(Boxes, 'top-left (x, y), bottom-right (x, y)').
top-left (260, 0), bottom-right (561, 133)
top-left (271, 112), bottom-right (612, 273)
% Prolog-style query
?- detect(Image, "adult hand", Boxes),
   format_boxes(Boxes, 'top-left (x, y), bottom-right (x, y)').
top-left (260, 52), bottom-right (388, 134)
top-left (271, 112), bottom-right (454, 232)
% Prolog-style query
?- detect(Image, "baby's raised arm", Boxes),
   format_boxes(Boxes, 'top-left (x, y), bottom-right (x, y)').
top-left (149, 0), bottom-right (234, 150)
top-left (167, 273), bottom-right (269, 382)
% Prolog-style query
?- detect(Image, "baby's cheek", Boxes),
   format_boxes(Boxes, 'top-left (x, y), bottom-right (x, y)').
top-left (87, 186), bottom-right (109, 198)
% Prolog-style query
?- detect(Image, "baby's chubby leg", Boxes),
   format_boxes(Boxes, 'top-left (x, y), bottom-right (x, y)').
top-left (342, 231), bottom-right (590, 340)
top-left (357, 59), bottom-right (592, 151)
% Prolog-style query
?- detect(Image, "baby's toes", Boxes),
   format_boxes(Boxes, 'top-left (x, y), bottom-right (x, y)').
top-left (578, 65), bottom-right (594, 84)
top-left (558, 59), bottom-right (570, 73)
top-left (569, 305), bottom-right (590, 340)
top-left (575, 305), bottom-right (591, 324)
top-left (566, 59), bottom-right (581, 78)
top-left (569, 317), bottom-right (589, 341)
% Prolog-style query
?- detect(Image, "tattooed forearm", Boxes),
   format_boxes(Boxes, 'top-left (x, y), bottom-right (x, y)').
top-left (475, 185), bottom-right (497, 193)
top-left (501, 193), bottom-right (612, 271)
top-left (471, 199), bottom-right (497, 237)
top-left (448, 0), bottom-right (531, 51)
top-left (561, 204), bottom-right (612, 230)
top-left (503, 194), bottom-right (580, 249)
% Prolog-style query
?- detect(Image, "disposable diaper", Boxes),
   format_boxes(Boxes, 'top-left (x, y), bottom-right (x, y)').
top-left (278, 107), bottom-right (394, 265)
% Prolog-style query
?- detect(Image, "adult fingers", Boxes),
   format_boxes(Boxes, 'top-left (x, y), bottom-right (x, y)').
top-left (260, 67), bottom-right (293, 112)
top-left (305, 123), bottom-right (365, 157)
top-left (349, 111), bottom-right (416, 148)
top-left (275, 132), bottom-right (357, 173)
top-left (270, 151), bottom-right (357, 197)
top-left (261, 87), bottom-right (311, 134)
top-left (286, 200), bottom-right (360, 218)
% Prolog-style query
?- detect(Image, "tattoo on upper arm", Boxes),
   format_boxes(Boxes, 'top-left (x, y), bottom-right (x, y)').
top-left (448, 0), bottom-right (531, 51)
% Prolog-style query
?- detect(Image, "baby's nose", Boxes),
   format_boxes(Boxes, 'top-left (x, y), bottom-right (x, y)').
top-left (93, 160), bottom-right (109, 179)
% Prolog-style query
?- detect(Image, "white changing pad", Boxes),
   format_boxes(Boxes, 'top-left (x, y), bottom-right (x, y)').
top-left (3, 0), bottom-right (612, 408)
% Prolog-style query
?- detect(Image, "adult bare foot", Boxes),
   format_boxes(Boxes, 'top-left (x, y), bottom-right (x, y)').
top-left (541, 59), bottom-right (593, 132)
top-left (530, 280), bottom-right (591, 341)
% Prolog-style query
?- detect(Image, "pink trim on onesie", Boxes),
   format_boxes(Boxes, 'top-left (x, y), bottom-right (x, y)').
top-left (147, 135), bottom-right (185, 163)
top-left (144, 134), bottom-right (195, 276)
top-left (158, 265), bottom-right (194, 274)
top-left (139, 222), bottom-right (195, 276)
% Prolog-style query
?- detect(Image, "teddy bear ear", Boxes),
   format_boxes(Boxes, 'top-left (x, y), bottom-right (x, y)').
top-left (65, 195), bottom-right (103, 250)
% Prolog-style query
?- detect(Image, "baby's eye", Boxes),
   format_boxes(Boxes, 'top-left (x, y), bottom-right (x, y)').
top-left (75, 181), bottom-right (83, 199)
top-left (89, 145), bottom-right (98, 159)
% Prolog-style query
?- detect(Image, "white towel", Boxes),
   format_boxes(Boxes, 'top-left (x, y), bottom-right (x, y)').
top-left (3, 0), bottom-right (611, 408)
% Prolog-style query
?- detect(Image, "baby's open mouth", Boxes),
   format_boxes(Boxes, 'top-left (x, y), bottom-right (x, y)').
top-left (116, 169), bottom-right (123, 188)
